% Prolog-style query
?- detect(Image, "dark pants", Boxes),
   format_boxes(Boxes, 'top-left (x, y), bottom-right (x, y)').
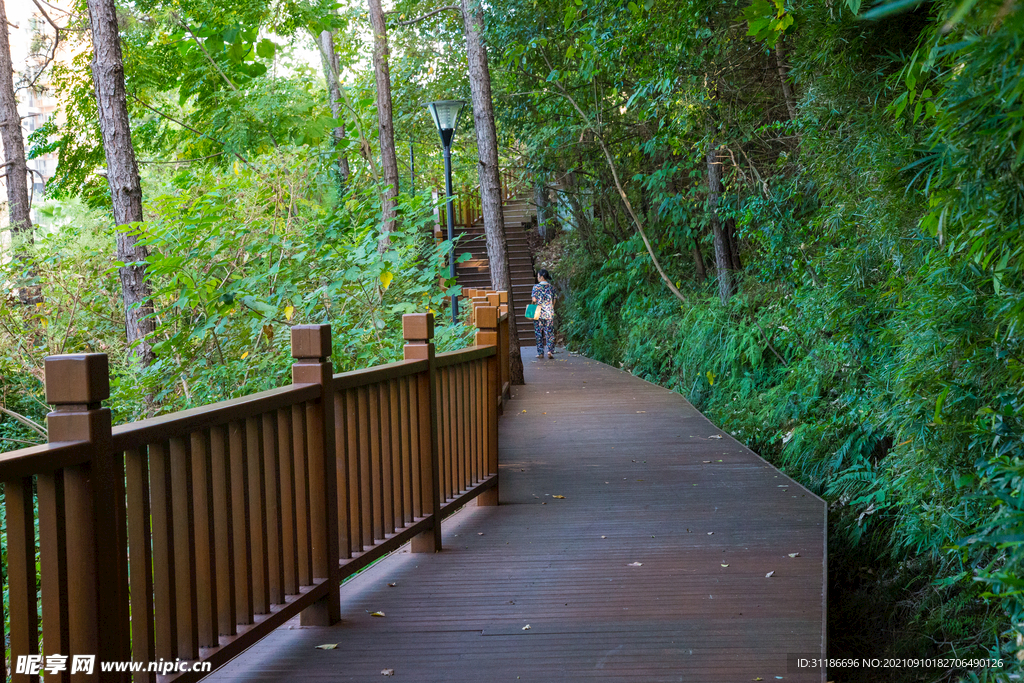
top-left (534, 318), bottom-right (555, 354)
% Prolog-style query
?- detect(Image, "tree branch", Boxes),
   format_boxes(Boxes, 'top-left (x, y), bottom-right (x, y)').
top-left (540, 53), bottom-right (688, 304)
top-left (128, 92), bottom-right (251, 167)
top-left (394, 5), bottom-right (461, 25)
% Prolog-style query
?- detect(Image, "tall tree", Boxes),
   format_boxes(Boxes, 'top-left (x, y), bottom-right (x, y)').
top-left (367, 0), bottom-right (400, 244)
top-left (0, 0), bottom-right (33, 266)
top-left (707, 146), bottom-right (734, 305)
top-left (87, 0), bottom-right (155, 366)
top-left (460, 0), bottom-right (525, 384)
top-left (316, 29), bottom-right (351, 188)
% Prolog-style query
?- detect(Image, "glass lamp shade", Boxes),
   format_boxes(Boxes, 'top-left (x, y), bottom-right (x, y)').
top-left (426, 100), bottom-right (467, 134)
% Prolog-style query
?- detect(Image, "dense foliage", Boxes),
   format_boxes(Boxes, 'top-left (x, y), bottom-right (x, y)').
top-left (485, 0), bottom-right (1024, 677)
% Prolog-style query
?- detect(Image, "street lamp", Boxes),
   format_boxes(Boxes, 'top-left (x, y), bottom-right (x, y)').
top-left (425, 99), bottom-right (467, 323)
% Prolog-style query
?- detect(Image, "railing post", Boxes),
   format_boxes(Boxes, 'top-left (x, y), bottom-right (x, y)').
top-left (290, 326), bottom-right (341, 625)
top-left (474, 307), bottom-right (500, 506)
top-left (403, 313), bottom-right (442, 553)
top-left (44, 353), bottom-right (130, 681)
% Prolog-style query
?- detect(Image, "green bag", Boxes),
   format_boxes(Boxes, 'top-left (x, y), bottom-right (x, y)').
top-left (525, 304), bottom-right (540, 320)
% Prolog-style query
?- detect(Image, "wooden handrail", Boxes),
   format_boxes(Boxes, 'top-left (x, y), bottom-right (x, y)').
top-left (0, 293), bottom-right (513, 682)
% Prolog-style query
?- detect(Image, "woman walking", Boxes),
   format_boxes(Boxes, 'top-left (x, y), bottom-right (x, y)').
top-left (531, 269), bottom-right (556, 358)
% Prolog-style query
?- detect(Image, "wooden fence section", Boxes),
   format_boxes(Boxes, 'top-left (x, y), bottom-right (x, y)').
top-left (0, 306), bottom-right (511, 682)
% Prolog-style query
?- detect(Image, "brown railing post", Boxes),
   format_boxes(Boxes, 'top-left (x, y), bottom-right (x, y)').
top-left (290, 326), bottom-right (341, 625)
top-left (403, 313), bottom-right (442, 552)
top-left (43, 353), bottom-right (130, 681)
top-left (474, 307), bottom-right (500, 506)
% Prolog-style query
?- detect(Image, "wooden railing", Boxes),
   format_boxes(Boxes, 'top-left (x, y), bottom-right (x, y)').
top-left (432, 168), bottom-right (525, 235)
top-left (0, 306), bottom-right (510, 682)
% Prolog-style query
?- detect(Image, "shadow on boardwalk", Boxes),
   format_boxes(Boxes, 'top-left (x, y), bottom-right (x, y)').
top-left (208, 349), bottom-right (826, 682)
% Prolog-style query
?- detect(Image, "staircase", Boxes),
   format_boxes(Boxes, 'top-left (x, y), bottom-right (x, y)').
top-left (453, 195), bottom-right (538, 340)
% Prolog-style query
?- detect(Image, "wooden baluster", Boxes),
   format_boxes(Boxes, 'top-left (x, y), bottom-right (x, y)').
top-left (379, 382), bottom-right (394, 536)
top-left (191, 430), bottom-right (218, 650)
top-left (246, 417), bottom-right (269, 615)
top-left (6, 476), bottom-right (38, 683)
top-left (357, 385), bottom-right (372, 550)
top-left (457, 364), bottom-right (467, 492)
top-left (228, 421), bottom-right (253, 624)
top-left (439, 367), bottom-right (451, 501)
top-left (407, 375), bottom-right (422, 519)
top-left (348, 387), bottom-right (364, 554)
top-left (475, 307), bottom-right (501, 505)
top-left (148, 440), bottom-right (178, 658)
top-left (43, 354), bottom-right (130, 682)
top-left (209, 425), bottom-right (236, 636)
top-left (469, 360), bottom-right (478, 486)
top-left (403, 314), bottom-right (441, 552)
top-left (368, 384), bottom-right (383, 541)
top-left (290, 324), bottom-right (341, 625)
top-left (262, 413), bottom-right (284, 606)
top-left (290, 404), bottom-right (311, 586)
top-left (389, 379), bottom-right (403, 529)
top-left (276, 411), bottom-right (298, 594)
top-left (399, 377), bottom-right (413, 525)
top-left (334, 389), bottom-right (351, 560)
top-left (170, 435), bottom-right (198, 659)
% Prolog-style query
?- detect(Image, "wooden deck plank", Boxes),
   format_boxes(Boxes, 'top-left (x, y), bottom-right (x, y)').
top-left (205, 349), bottom-right (826, 682)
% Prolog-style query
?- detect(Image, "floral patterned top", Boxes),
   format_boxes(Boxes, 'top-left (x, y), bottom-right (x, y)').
top-left (531, 282), bottom-right (555, 320)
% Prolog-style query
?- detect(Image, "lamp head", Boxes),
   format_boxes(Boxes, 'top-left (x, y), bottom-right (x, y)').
top-left (425, 100), bottom-right (467, 147)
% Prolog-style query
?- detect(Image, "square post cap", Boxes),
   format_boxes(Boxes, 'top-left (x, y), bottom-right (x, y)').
top-left (475, 306), bottom-right (498, 330)
top-left (44, 354), bottom-right (110, 405)
top-left (291, 325), bottom-right (332, 360)
top-left (403, 313), bottom-right (434, 342)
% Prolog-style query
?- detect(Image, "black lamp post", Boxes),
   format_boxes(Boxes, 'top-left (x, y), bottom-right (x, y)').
top-left (425, 99), bottom-right (467, 323)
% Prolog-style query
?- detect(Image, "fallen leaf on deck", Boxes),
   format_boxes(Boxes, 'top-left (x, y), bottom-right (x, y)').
top-left (371, 611), bottom-right (385, 617)
top-left (709, 435), bottom-right (723, 439)
top-left (315, 644), bottom-right (338, 650)
top-left (522, 624), bottom-right (531, 630)
top-left (636, 411), bottom-right (645, 413)
top-left (788, 553), bottom-right (800, 558)
top-left (387, 582), bottom-right (397, 587)
top-left (703, 460), bottom-right (712, 463)
top-left (381, 669), bottom-right (395, 677)
top-left (707, 532), bottom-right (714, 535)
top-left (478, 532), bottom-right (484, 535)
top-left (721, 564), bottom-right (729, 567)
top-left (765, 571), bottom-right (775, 578)
top-left (601, 535), bottom-right (607, 538)
top-left (553, 495), bottom-right (565, 499)
top-left (628, 562), bottom-right (644, 567)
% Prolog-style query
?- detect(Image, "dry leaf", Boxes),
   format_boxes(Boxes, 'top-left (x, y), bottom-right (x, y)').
top-left (381, 669), bottom-right (395, 677)
top-left (703, 460), bottom-right (712, 463)
top-left (765, 571), bottom-right (775, 578)
top-left (601, 535), bottom-right (607, 538)
top-left (387, 582), bottom-right (397, 587)
top-left (553, 495), bottom-right (565, 499)
top-left (315, 644), bottom-right (338, 650)
top-left (788, 553), bottom-right (800, 558)
top-left (370, 611), bottom-right (385, 617)
top-left (707, 532), bottom-right (714, 535)
top-left (709, 435), bottom-right (723, 439)
top-left (522, 624), bottom-right (531, 630)
top-left (627, 562), bottom-right (643, 567)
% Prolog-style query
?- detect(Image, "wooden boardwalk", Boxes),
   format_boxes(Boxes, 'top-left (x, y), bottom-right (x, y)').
top-left (206, 350), bottom-right (826, 682)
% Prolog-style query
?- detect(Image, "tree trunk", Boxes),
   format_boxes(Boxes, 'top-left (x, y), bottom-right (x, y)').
top-left (0, 0), bottom-right (34, 298)
top-left (774, 36), bottom-right (798, 121)
top-left (317, 29), bottom-right (350, 189)
top-left (707, 146), bottom-right (733, 305)
top-left (692, 240), bottom-right (708, 282)
top-left (87, 0), bottom-right (155, 366)
top-left (534, 181), bottom-right (547, 240)
top-left (367, 0), bottom-right (399, 245)
top-left (460, 0), bottom-right (525, 385)
top-left (726, 217), bottom-right (742, 271)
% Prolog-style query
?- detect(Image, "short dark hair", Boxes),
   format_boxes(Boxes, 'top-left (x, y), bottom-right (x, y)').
top-left (537, 269), bottom-right (551, 280)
